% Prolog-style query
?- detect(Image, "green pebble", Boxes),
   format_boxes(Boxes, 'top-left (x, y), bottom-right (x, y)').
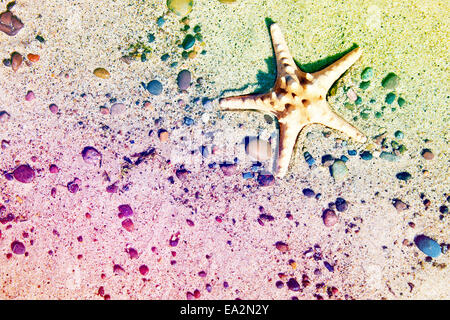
top-left (397, 97), bottom-right (406, 107)
top-left (330, 160), bottom-right (349, 181)
top-left (141, 53), bottom-right (147, 62)
top-left (391, 107), bottom-right (396, 112)
top-left (360, 109), bottom-right (371, 120)
top-left (359, 81), bottom-right (370, 90)
top-left (182, 34), bottom-right (195, 50)
top-left (182, 25), bottom-right (190, 31)
top-left (394, 131), bottom-right (404, 139)
top-left (355, 96), bottom-right (362, 105)
top-left (374, 111), bottom-right (382, 118)
top-left (397, 145), bottom-right (407, 154)
top-left (382, 72), bottom-right (399, 89)
top-left (35, 35), bottom-right (45, 43)
top-left (361, 67), bottom-right (374, 80)
top-left (344, 102), bottom-right (354, 111)
top-left (161, 53), bottom-right (170, 61)
top-left (193, 25), bottom-right (201, 33)
top-left (385, 92), bottom-right (396, 104)
top-left (391, 140), bottom-right (399, 149)
top-left (181, 51), bottom-right (189, 59)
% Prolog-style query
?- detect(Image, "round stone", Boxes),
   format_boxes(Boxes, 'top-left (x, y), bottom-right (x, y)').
top-left (110, 103), bottom-right (126, 116)
top-left (302, 188), bottom-right (315, 198)
top-left (330, 160), bottom-right (348, 181)
top-left (167, 0), bottom-right (193, 16)
top-left (414, 235), bottom-right (441, 258)
top-left (335, 198), bottom-right (348, 212)
top-left (245, 137), bottom-right (272, 161)
top-left (93, 67), bottom-right (110, 79)
top-left (146, 80), bottom-right (163, 95)
top-left (361, 67), bottom-right (374, 80)
top-left (11, 240), bottom-right (26, 254)
top-left (13, 164), bottom-right (35, 183)
top-left (396, 171), bottom-right (412, 181)
top-left (323, 209), bottom-right (338, 227)
top-left (381, 72), bottom-right (399, 89)
top-left (177, 70), bottom-right (191, 90)
top-left (421, 149), bottom-right (434, 160)
top-left (81, 146), bottom-right (102, 165)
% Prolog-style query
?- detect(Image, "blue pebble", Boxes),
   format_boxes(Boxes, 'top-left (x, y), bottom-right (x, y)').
top-left (147, 33), bottom-right (155, 43)
top-left (414, 235), bottom-right (441, 258)
top-left (340, 155), bottom-right (349, 162)
top-left (184, 117), bottom-right (194, 126)
top-left (360, 151), bottom-right (373, 160)
top-left (324, 261), bottom-right (334, 272)
top-left (348, 150), bottom-right (357, 156)
top-left (146, 80), bottom-right (163, 95)
top-left (242, 172), bottom-right (254, 179)
top-left (304, 152), bottom-right (315, 166)
top-left (208, 162), bottom-right (217, 169)
top-left (161, 53), bottom-right (170, 61)
top-left (157, 17), bottom-right (165, 27)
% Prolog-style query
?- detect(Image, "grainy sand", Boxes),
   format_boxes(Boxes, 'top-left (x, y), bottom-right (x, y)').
top-left (0, 0), bottom-right (448, 299)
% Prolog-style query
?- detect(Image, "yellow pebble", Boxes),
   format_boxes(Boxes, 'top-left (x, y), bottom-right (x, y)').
top-left (188, 51), bottom-right (197, 59)
top-left (93, 67), bottom-right (110, 79)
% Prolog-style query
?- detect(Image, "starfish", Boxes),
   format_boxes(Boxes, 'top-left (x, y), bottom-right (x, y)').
top-left (220, 23), bottom-right (367, 178)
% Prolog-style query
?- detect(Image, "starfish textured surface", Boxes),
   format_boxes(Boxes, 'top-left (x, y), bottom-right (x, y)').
top-left (220, 23), bottom-right (367, 178)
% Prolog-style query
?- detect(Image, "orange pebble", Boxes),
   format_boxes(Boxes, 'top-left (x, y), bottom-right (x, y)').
top-left (27, 53), bottom-right (40, 62)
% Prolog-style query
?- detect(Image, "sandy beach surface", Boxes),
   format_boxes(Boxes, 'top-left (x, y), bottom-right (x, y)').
top-left (0, 0), bottom-right (448, 299)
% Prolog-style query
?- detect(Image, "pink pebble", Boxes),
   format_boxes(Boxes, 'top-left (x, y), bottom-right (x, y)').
top-left (347, 88), bottom-right (357, 102)
top-left (139, 265), bottom-right (149, 276)
top-left (49, 104), bottom-right (59, 113)
top-left (49, 164), bottom-right (59, 173)
top-left (25, 91), bottom-right (35, 101)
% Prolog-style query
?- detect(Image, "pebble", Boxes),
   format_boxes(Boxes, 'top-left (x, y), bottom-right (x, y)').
top-left (396, 171), bottom-right (412, 181)
top-left (93, 67), bottom-right (110, 79)
top-left (397, 97), bottom-right (406, 107)
top-left (361, 67), bottom-right (374, 80)
top-left (335, 197), bottom-right (348, 212)
top-left (302, 188), bottom-right (315, 198)
top-left (245, 137), bottom-right (272, 161)
top-left (25, 90), bottom-right (35, 101)
top-left (118, 204), bottom-right (133, 218)
top-left (0, 11), bottom-right (24, 36)
top-left (110, 103), bottom-right (126, 116)
top-left (330, 160), bottom-right (348, 181)
top-left (122, 218), bottom-right (134, 232)
top-left (146, 80), bottom-right (163, 95)
top-left (359, 81), bottom-right (370, 90)
top-left (381, 72), bottom-right (399, 89)
top-left (0, 110), bottom-right (11, 123)
top-left (81, 146), bottom-right (102, 165)
top-left (176, 168), bottom-right (190, 180)
top-left (347, 88), bottom-right (357, 102)
top-left (321, 154), bottom-right (334, 166)
top-left (49, 103), bottom-right (59, 114)
top-left (167, 0), bottom-right (193, 16)
top-left (393, 199), bottom-right (408, 211)
top-left (394, 130), bottom-right (404, 139)
top-left (242, 172), bottom-right (254, 179)
top-left (27, 53), bottom-right (40, 62)
top-left (286, 278), bottom-right (300, 291)
top-left (183, 116), bottom-right (194, 126)
top-left (304, 152), bottom-right (315, 166)
top-left (139, 264), bottom-right (149, 276)
top-left (177, 70), bottom-right (191, 90)
top-left (158, 129), bottom-right (169, 142)
top-left (11, 52), bottom-right (22, 72)
top-left (322, 209), bottom-right (338, 227)
top-left (379, 151), bottom-right (398, 162)
top-left (275, 241), bottom-right (289, 253)
top-left (385, 92), bottom-right (396, 104)
top-left (414, 235), bottom-right (441, 258)
top-left (219, 163), bottom-right (237, 176)
top-left (182, 34), bottom-right (196, 50)
top-left (11, 240), bottom-right (25, 255)
top-left (360, 151), bottom-right (373, 160)
top-left (421, 149), bottom-right (434, 160)
top-left (257, 173), bottom-right (275, 187)
top-left (49, 164), bottom-right (59, 173)
top-left (13, 164), bottom-right (35, 183)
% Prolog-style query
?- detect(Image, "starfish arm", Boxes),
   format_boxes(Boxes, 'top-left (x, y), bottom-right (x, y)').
top-left (275, 119), bottom-right (306, 178)
top-left (311, 101), bottom-right (367, 143)
top-left (219, 93), bottom-right (275, 114)
top-left (270, 24), bottom-right (303, 80)
top-left (312, 47), bottom-right (362, 94)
